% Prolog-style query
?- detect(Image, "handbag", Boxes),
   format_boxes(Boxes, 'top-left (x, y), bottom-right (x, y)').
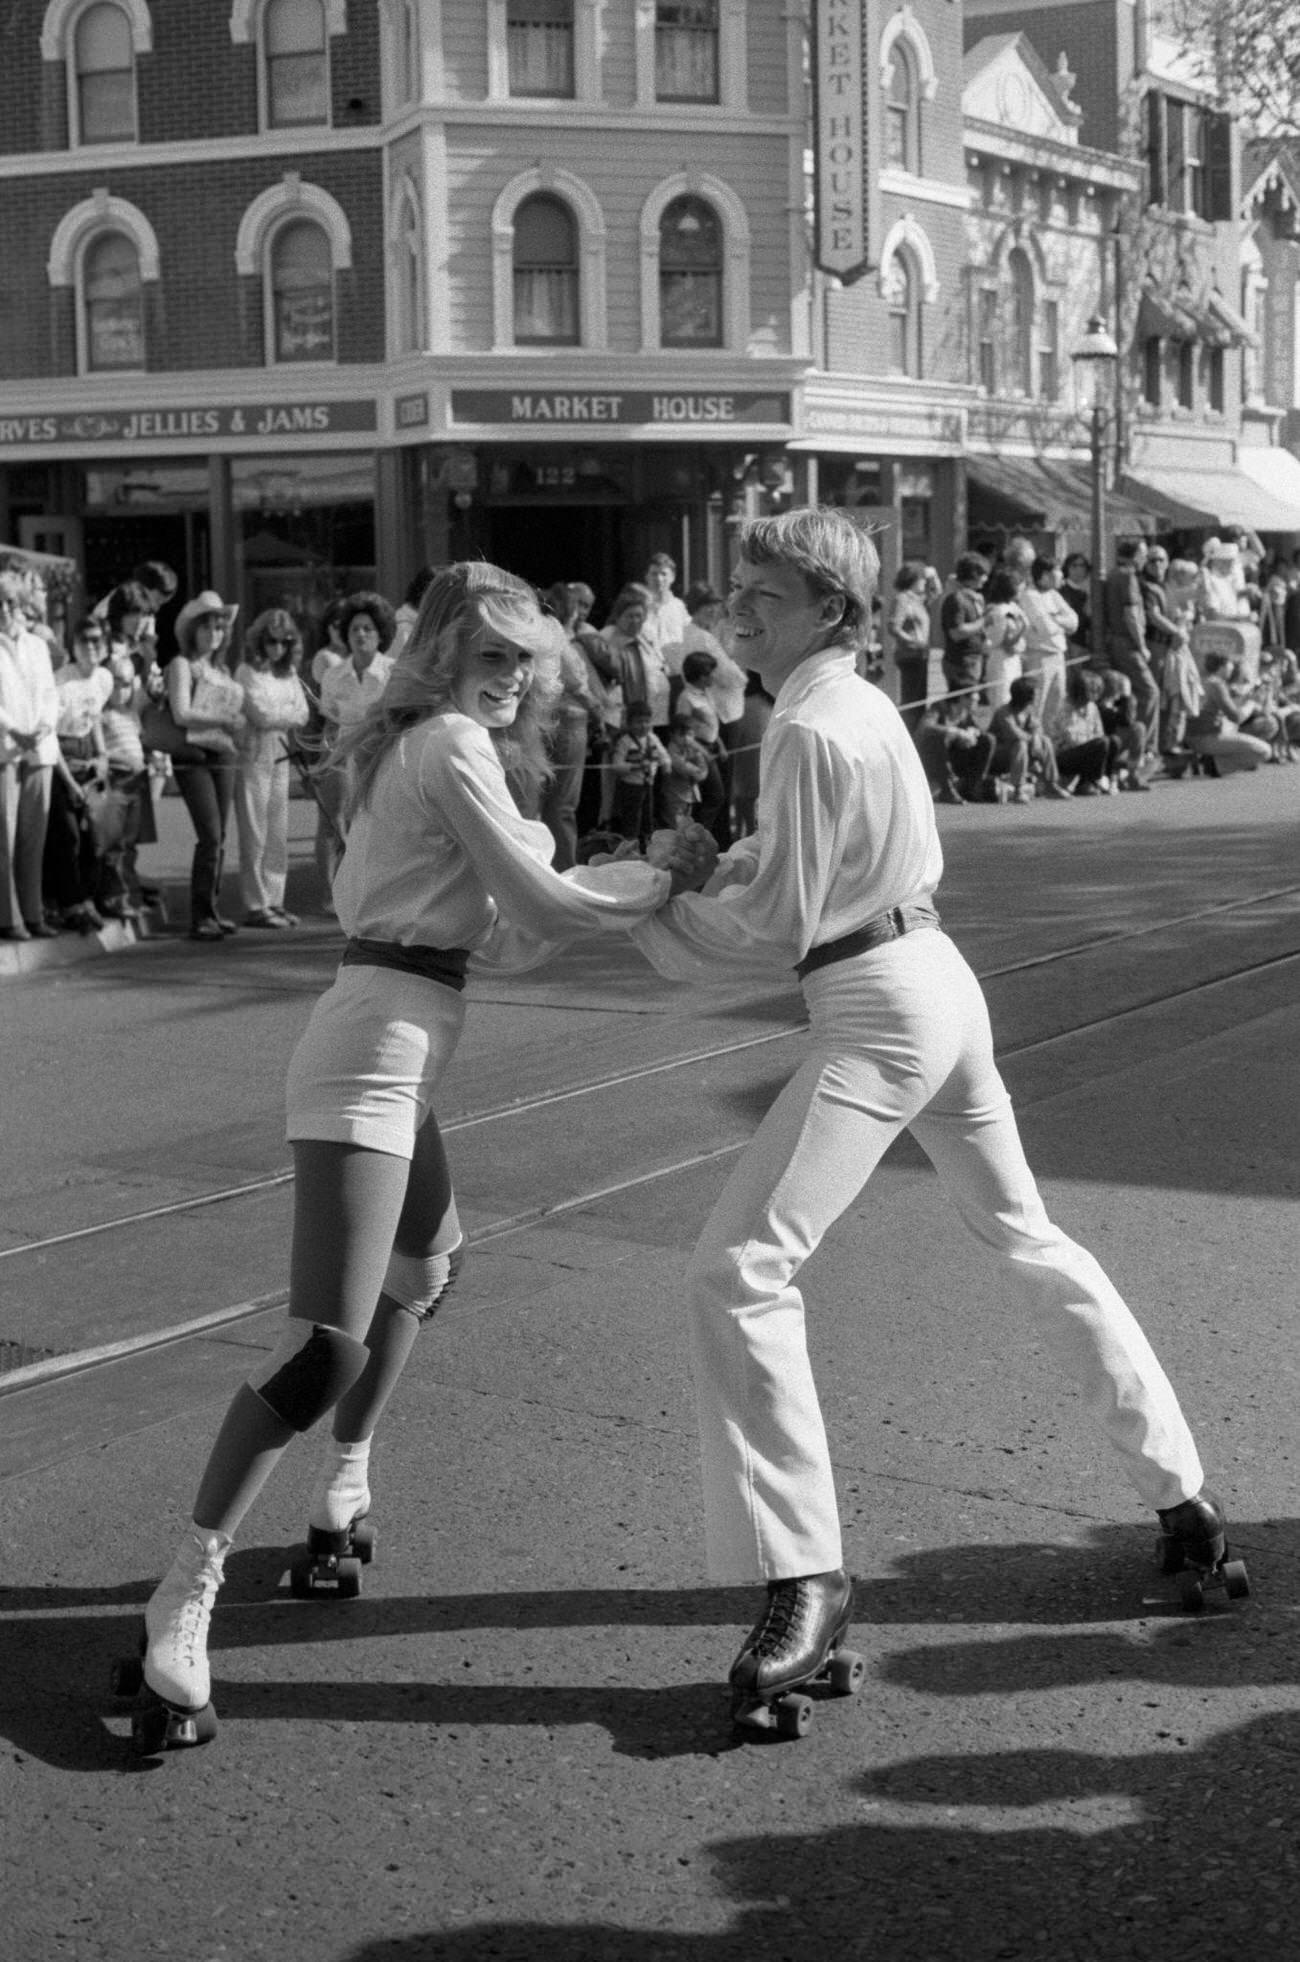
top-left (140, 693), bottom-right (190, 757)
top-left (80, 782), bottom-right (133, 855)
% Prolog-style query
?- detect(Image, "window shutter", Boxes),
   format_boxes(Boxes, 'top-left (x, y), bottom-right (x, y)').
top-left (1204, 112), bottom-right (1233, 222)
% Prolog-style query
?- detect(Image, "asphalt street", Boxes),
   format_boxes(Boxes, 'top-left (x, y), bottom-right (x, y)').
top-left (1, 767), bottom-right (1299, 1961)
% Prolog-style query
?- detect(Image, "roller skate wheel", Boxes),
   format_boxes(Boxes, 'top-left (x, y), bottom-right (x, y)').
top-left (289, 1557), bottom-right (319, 1599)
top-left (335, 1557), bottom-right (363, 1599)
top-left (774, 1693), bottom-right (814, 1739)
top-left (131, 1703), bottom-right (170, 1756)
top-left (826, 1648), bottom-right (865, 1697)
top-left (111, 1655), bottom-right (144, 1698)
top-left (131, 1696), bottom-right (218, 1756)
top-left (1222, 1559), bottom-right (1250, 1600)
top-left (1178, 1571), bottom-right (1206, 1612)
top-left (351, 1521), bottom-right (376, 1564)
top-left (1156, 1532), bottom-right (1183, 1576)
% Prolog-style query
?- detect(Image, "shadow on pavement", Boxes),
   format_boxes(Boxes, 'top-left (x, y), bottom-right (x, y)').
top-left (339, 1706), bottom-right (1300, 1960)
top-left (2, 1521), bottom-right (1294, 1780)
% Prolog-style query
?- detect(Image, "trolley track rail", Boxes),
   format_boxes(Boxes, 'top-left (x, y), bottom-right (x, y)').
top-left (3, 882), bottom-right (1299, 1403)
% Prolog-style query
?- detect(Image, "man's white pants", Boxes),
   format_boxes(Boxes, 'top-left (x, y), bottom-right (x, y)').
top-left (687, 927), bottom-right (1204, 1582)
top-left (234, 755), bottom-right (290, 913)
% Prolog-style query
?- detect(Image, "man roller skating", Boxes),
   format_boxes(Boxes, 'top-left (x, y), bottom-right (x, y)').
top-left (631, 507), bottom-right (1247, 1740)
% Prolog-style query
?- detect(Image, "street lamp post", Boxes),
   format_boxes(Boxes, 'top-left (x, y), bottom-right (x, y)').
top-left (1071, 314), bottom-right (1119, 665)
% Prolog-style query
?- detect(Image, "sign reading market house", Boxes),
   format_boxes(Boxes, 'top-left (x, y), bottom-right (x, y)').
top-left (451, 389), bottom-right (791, 427)
top-left (0, 399), bottom-right (378, 447)
top-left (813, 0), bottom-right (869, 282)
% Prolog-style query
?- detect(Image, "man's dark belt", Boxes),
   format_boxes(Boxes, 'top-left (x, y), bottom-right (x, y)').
top-left (795, 902), bottom-right (941, 980)
top-left (340, 937), bottom-right (470, 992)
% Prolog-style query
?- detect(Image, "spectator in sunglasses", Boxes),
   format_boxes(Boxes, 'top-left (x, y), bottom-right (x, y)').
top-left (234, 609), bottom-right (310, 927)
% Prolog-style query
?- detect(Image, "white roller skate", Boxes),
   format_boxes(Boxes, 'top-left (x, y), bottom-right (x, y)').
top-left (112, 1527), bottom-right (230, 1754)
top-left (291, 1440), bottom-right (375, 1599)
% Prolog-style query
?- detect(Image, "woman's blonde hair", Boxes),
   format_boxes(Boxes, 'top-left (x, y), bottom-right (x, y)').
top-left (334, 561), bottom-right (564, 818)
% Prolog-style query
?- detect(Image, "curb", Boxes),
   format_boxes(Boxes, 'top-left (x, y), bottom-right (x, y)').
top-left (0, 914), bottom-right (147, 979)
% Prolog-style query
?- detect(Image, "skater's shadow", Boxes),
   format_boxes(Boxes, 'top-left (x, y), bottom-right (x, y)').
top-left (4, 1520), bottom-right (1295, 1773)
top-left (338, 1708), bottom-right (1300, 1962)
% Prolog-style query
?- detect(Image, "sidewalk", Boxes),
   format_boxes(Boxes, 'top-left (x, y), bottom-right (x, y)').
top-left (0, 784), bottom-right (325, 981)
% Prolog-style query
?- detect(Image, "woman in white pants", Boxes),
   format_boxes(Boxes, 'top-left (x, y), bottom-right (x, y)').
top-left (632, 508), bottom-right (1234, 1730)
top-left (234, 609), bottom-right (310, 926)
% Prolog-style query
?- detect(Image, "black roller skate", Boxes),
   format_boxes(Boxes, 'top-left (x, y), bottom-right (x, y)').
top-left (111, 1528), bottom-right (228, 1755)
top-left (289, 1515), bottom-right (376, 1599)
top-left (729, 1568), bottom-right (864, 1740)
top-left (1156, 1488), bottom-right (1250, 1611)
top-left (290, 1445), bottom-right (375, 1599)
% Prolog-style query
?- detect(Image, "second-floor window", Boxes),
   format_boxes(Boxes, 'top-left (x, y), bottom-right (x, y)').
top-left (75, 2), bottom-right (136, 145)
top-left (656, 2), bottom-right (718, 104)
top-left (270, 220), bottom-right (335, 361)
top-left (1006, 248), bottom-right (1034, 395)
top-left (977, 286), bottom-right (997, 391)
top-left (513, 194), bottom-right (579, 343)
top-left (659, 195), bottom-right (722, 345)
top-left (84, 231), bottom-right (144, 370)
top-left (1145, 91), bottom-right (1232, 221)
top-left (885, 41), bottom-right (920, 175)
top-left (508, 0), bottom-right (575, 97)
top-left (265, 0), bottom-right (329, 128)
top-left (885, 251), bottom-right (921, 376)
top-left (1038, 297), bottom-right (1060, 401)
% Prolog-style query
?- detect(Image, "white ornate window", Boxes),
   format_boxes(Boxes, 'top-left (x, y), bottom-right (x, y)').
top-left (229, 0), bottom-right (347, 130)
top-left (491, 168), bottom-right (606, 349)
top-left (879, 9), bottom-right (936, 180)
top-left (512, 195), bottom-right (579, 343)
top-left (43, 0), bottom-right (152, 146)
top-left (658, 195), bottom-right (722, 346)
top-left (1006, 246), bottom-right (1034, 395)
top-left (634, 0), bottom-right (744, 110)
top-left (235, 175), bottom-right (351, 364)
top-left (488, 0), bottom-right (599, 100)
top-left (639, 173), bottom-right (748, 351)
top-left (884, 250), bottom-right (921, 376)
top-left (48, 189), bottom-right (158, 373)
top-left (392, 179), bottom-right (426, 354)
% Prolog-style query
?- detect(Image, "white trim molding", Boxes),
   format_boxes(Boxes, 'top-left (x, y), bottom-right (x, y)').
top-left (878, 215), bottom-right (939, 303)
top-left (229, 0), bottom-right (346, 41)
top-left (234, 173), bottom-right (353, 274)
top-left (879, 6), bottom-right (938, 102)
top-left (42, 0), bottom-right (153, 60)
top-left (639, 171), bottom-right (750, 352)
top-left (47, 187), bottom-right (160, 285)
top-left (487, 0), bottom-right (603, 104)
top-left (491, 166), bottom-right (608, 351)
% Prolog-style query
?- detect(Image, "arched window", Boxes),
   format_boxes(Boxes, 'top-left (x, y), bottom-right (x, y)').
top-left (884, 249), bottom-right (921, 376)
top-left (885, 40), bottom-right (919, 175)
top-left (270, 219), bottom-right (334, 362)
top-left (75, 1), bottom-right (136, 143)
top-left (394, 185), bottom-right (425, 353)
top-left (1006, 247), bottom-right (1034, 395)
top-left (264, 0), bottom-right (329, 128)
top-left (507, 0), bottom-right (574, 97)
top-left (513, 194), bottom-right (579, 344)
top-left (83, 230), bottom-right (144, 369)
top-left (658, 194), bottom-right (722, 347)
top-left (656, 1), bottom-right (718, 104)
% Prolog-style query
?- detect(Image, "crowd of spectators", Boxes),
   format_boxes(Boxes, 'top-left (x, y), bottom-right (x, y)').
top-left (2, 518), bottom-right (1295, 948)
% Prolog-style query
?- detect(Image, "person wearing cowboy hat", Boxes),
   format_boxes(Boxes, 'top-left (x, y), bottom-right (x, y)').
top-left (165, 590), bottom-right (246, 940)
top-left (1198, 538), bottom-right (1250, 623)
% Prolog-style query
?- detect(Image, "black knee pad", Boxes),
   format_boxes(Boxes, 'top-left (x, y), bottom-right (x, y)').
top-left (250, 1322), bottom-right (369, 1432)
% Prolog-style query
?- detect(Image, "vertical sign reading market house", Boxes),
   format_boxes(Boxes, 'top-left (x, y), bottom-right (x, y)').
top-left (813, 0), bottom-right (873, 284)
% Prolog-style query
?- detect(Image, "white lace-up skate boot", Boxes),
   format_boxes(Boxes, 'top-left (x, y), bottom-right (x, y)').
top-left (309, 1438), bottom-right (371, 1538)
top-left (292, 1440), bottom-right (375, 1597)
top-left (143, 1526), bottom-right (231, 1713)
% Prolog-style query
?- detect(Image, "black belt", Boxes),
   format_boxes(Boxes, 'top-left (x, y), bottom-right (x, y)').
top-left (795, 903), bottom-right (940, 980)
top-left (340, 937), bottom-right (470, 993)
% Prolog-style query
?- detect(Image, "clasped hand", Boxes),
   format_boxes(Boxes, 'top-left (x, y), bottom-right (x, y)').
top-left (646, 820), bottom-right (720, 896)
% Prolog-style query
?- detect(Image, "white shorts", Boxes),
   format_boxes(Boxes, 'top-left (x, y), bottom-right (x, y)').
top-left (285, 963), bottom-right (467, 1159)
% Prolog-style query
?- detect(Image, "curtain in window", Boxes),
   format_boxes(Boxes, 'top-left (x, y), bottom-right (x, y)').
top-left (885, 254), bottom-right (919, 375)
top-left (85, 232), bottom-right (144, 370)
top-left (272, 220), bottom-right (334, 361)
top-left (656, 2), bottom-right (718, 102)
top-left (507, 1), bottom-right (575, 97)
top-left (885, 45), bottom-right (915, 172)
top-left (267, 0), bottom-right (328, 127)
top-left (513, 195), bottom-right (579, 343)
top-left (1007, 249), bottom-right (1034, 395)
top-left (76, 2), bottom-right (135, 144)
top-left (659, 195), bottom-right (722, 345)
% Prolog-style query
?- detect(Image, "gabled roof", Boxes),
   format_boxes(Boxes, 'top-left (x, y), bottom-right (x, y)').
top-left (963, 32), bottom-right (1085, 145)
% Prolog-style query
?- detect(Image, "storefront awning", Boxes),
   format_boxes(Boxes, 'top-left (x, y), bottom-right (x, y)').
top-left (1205, 289), bottom-right (1259, 348)
top-left (1120, 463), bottom-right (1300, 533)
top-left (966, 455), bottom-right (1157, 532)
top-left (1236, 445), bottom-right (1300, 523)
